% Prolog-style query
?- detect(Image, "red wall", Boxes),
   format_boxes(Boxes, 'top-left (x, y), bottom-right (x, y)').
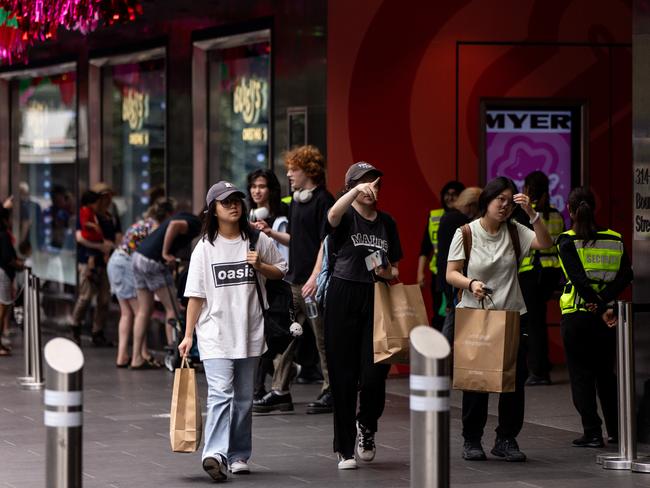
top-left (327, 0), bottom-right (632, 291)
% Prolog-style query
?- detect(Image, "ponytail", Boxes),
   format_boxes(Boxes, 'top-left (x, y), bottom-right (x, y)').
top-left (568, 187), bottom-right (597, 246)
top-left (524, 170), bottom-right (551, 220)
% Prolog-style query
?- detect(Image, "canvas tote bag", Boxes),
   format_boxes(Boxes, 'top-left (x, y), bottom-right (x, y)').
top-left (170, 356), bottom-right (203, 452)
top-left (373, 281), bottom-right (428, 363)
top-left (452, 305), bottom-right (520, 392)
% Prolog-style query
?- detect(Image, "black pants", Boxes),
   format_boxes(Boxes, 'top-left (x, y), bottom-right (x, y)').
top-left (519, 269), bottom-right (560, 378)
top-left (431, 274), bottom-right (444, 330)
top-left (462, 326), bottom-right (528, 442)
top-left (561, 311), bottom-right (618, 438)
top-left (324, 277), bottom-right (391, 458)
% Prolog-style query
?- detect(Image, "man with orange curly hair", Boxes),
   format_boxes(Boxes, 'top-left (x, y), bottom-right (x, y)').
top-left (253, 145), bottom-right (335, 414)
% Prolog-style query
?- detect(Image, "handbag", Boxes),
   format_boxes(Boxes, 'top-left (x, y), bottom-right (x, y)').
top-left (169, 356), bottom-right (202, 452)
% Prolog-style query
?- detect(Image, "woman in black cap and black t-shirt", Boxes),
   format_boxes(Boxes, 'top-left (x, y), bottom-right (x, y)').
top-left (324, 162), bottom-right (402, 470)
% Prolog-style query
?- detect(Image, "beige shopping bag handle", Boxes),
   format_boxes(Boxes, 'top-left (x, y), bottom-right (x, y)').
top-left (180, 356), bottom-right (190, 369)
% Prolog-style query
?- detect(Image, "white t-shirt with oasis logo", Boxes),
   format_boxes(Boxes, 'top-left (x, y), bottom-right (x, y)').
top-left (184, 232), bottom-right (287, 360)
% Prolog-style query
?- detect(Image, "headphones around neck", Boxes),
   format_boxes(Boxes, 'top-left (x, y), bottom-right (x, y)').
top-left (293, 187), bottom-right (314, 203)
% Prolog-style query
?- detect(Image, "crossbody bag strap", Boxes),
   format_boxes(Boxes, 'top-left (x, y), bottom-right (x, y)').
top-left (506, 221), bottom-right (521, 264)
top-left (458, 224), bottom-right (473, 302)
top-left (248, 232), bottom-right (267, 312)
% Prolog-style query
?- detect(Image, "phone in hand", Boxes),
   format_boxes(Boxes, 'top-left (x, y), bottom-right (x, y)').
top-left (365, 250), bottom-right (387, 271)
top-left (482, 286), bottom-right (494, 295)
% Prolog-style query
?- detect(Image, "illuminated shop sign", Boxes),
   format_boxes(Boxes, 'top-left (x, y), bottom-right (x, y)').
top-left (233, 77), bottom-right (268, 143)
top-left (122, 87), bottom-right (150, 146)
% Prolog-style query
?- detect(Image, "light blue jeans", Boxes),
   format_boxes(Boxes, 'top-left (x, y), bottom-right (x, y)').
top-left (202, 357), bottom-right (258, 464)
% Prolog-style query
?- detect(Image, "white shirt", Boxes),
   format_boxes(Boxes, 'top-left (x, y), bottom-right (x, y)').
top-left (448, 219), bottom-right (535, 314)
top-left (184, 232), bottom-right (288, 360)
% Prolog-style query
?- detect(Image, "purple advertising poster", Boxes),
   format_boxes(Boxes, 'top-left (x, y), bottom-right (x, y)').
top-left (486, 110), bottom-right (573, 223)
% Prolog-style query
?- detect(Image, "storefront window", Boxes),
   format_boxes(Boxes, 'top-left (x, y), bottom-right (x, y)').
top-left (16, 72), bottom-right (77, 285)
top-left (208, 37), bottom-right (270, 189)
top-left (104, 57), bottom-right (165, 228)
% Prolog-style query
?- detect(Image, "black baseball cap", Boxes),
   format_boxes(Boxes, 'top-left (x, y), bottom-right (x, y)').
top-left (205, 181), bottom-right (246, 207)
top-left (345, 161), bottom-right (383, 187)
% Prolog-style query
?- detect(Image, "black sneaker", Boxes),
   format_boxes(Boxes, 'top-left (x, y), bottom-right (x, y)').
top-left (572, 434), bottom-right (604, 448)
top-left (202, 456), bottom-right (227, 482)
top-left (356, 421), bottom-right (376, 462)
top-left (491, 437), bottom-right (527, 462)
top-left (91, 332), bottom-right (114, 347)
top-left (462, 439), bottom-right (487, 461)
top-left (607, 436), bottom-right (618, 445)
top-left (253, 388), bottom-right (267, 402)
top-left (525, 374), bottom-right (551, 386)
top-left (306, 390), bottom-right (332, 414)
top-left (252, 391), bottom-right (294, 413)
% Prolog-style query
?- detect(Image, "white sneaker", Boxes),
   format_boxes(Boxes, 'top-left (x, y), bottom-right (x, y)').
top-left (356, 421), bottom-right (376, 462)
top-left (230, 460), bottom-right (250, 474)
top-left (337, 454), bottom-right (358, 470)
top-left (202, 456), bottom-right (227, 482)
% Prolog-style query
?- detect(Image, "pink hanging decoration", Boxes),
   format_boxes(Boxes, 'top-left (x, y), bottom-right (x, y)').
top-left (0, 0), bottom-right (143, 62)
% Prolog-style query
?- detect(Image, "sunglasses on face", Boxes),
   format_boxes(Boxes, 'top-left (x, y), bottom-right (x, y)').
top-left (219, 198), bottom-right (242, 209)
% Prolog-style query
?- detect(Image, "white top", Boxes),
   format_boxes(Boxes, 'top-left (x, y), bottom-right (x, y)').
top-left (184, 232), bottom-right (288, 360)
top-left (448, 219), bottom-right (535, 314)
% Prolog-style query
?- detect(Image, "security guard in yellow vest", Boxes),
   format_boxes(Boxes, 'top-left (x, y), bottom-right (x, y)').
top-left (556, 187), bottom-right (632, 448)
top-left (513, 172), bottom-right (565, 386)
top-left (417, 180), bottom-right (465, 329)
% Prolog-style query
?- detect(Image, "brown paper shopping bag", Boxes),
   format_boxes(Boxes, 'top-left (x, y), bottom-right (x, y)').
top-left (170, 357), bottom-right (203, 452)
top-left (452, 307), bottom-right (520, 393)
top-left (373, 282), bottom-right (428, 364)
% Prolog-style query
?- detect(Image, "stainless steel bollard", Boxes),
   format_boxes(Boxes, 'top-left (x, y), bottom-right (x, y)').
top-left (17, 267), bottom-right (32, 385)
top-left (410, 325), bottom-right (451, 488)
top-left (598, 301), bottom-right (630, 467)
top-left (44, 338), bottom-right (84, 488)
top-left (21, 273), bottom-right (43, 390)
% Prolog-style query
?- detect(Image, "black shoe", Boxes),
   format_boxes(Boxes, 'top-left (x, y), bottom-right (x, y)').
top-left (607, 436), bottom-right (618, 445)
top-left (525, 374), bottom-right (551, 386)
top-left (91, 332), bottom-right (114, 347)
top-left (252, 391), bottom-right (294, 413)
top-left (295, 365), bottom-right (324, 384)
top-left (202, 456), bottom-right (227, 482)
top-left (253, 388), bottom-right (267, 402)
top-left (462, 439), bottom-right (487, 461)
top-left (306, 390), bottom-right (332, 414)
top-left (572, 434), bottom-right (604, 448)
top-left (491, 437), bottom-right (527, 462)
top-left (69, 326), bottom-right (81, 346)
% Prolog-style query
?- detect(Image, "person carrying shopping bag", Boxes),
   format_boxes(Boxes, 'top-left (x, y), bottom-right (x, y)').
top-left (446, 176), bottom-right (553, 462)
top-left (324, 161), bottom-right (402, 470)
top-left (556, 187), bottom-right (632, 448)
top-left (178, 181), bottom-right (287, 482)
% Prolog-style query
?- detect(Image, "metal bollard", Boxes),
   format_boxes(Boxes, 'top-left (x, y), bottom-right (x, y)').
top-left (44, 337), bottom-right (84, 488)
top-left (17, 267), bottom-right (32, 385)
top-left (21, 273), bottom-right (43, 390)
top-left (410, 325), bottom-right (451, 488)
top-left (598, 301), bottom-right (630, 467)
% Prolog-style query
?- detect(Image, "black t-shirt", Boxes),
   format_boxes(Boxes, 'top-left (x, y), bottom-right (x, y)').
top-left (435, 209), bottom-right (470, 291)
top-left (286, 186), bottom-right (334, 284)
top-left (136, 212), bottom-right (202, 262)
top-left (0, 230), bottom-right (17, 280)
top-left (329, 207), bottom-right (402, 284)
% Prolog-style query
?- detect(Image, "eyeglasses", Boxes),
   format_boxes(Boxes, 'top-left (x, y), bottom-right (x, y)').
top-left (219, 199), bottom-right (242, 209)
top-left (495, 195), bottom-right (514, 209)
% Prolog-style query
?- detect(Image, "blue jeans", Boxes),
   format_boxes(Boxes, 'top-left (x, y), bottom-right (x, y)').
top-left (202, 357), bottom-right (258, 464)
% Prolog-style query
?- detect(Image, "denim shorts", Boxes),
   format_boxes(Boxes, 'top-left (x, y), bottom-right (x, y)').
top-left (132, 252), bottom-right (172, 292)
top-left (0, 268), bottom-right (12, 305)
top-left (107, 250), bottom-right (136, 300)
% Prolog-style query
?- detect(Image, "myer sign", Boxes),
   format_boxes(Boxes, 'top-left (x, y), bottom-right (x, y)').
top-left (486, 110), bottom-right (572, 133)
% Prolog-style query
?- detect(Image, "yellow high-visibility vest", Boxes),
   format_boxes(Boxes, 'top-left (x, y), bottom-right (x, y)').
top-left (557, 229), bottom-right (624, 315)
top-left (281, 195), bottom-right (292, 205)
top-left (427, 208), bottom-right (444, 274)
top-left (519, 206), bottom-right (565, 273)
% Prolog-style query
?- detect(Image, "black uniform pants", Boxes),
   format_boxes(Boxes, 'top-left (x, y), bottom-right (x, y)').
top-left (561, 311), bottom-right (618, 438)
top-left (430, 274), bottom-right (444, 330)
top-left (324, 277), bottom-right (391, 458)
top-left (519, 269), bottom-right (559, 378)
top-left (462, 325), bottom-right (528, 442)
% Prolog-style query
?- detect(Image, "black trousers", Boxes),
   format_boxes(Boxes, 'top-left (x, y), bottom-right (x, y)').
top-left (561, 311), bottom-right (618, 438)
top-left (519, 268), bottom-right (560, 378)
top-left (324, 277), bottom-right (391, 458)
top-left (430, 274), bottom-right (444, 330)
top-left (462, 325), bottom-right (528, 442)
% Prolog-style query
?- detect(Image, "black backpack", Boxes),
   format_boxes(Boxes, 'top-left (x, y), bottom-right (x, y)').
top-left (249, 230), bottom-right (296, 355)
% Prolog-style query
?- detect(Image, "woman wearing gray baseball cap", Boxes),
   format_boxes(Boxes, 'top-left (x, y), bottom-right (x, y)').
top-left (179, 181), bottom-right (287, 481)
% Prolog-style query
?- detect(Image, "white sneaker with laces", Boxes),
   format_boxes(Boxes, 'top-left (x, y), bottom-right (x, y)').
top-left (337, 453), bottom-right (358, 470)
top-left (230, 460), bottom-right (250, 474)
top-left (356, 421), bottom-right (376, 462)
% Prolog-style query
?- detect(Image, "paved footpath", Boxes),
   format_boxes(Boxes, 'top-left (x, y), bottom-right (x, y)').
top-left (1, 333), bottom-right (649, 487)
